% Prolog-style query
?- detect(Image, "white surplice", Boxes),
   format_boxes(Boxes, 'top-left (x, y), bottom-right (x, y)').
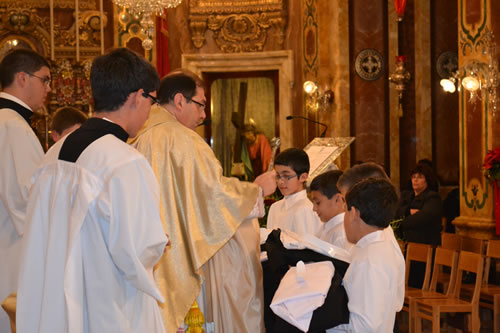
top-left (267, 190), bottom-right (322, 236)
top-left (316, 213), bottom-right (354, 251)
top-left (16, 132), bottom-right (167, 333)
top-left (0, 92), bottom-right (43, 333)
top-left (327, 229), bottom-right (405, 333)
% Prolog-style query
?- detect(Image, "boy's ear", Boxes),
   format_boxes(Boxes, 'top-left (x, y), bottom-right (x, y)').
top-left (298, 172), bottom-right (308, 183)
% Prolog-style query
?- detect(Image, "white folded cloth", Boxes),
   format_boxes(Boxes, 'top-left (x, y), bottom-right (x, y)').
top-left (270, 261), bottom-right (335, 332)
top-left (260, 228), bottom-right (273, 245)
top-left (280, 230), bottom-right (307, 250)
top-left (281, 230), bottom-right (351, 263)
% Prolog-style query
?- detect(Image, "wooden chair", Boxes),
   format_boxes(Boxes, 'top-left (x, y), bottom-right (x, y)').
top-left (437, 235), bottom-right (484, 293)
top-left (413, 250), bottom-right (484, 333)
top-left (460, 236), bottom-right (486, 254)
top-left (462, 239), bottom-right (500, 332)
top-left (402, 243), bottom-right (433, 313)
top-left (441, 232), bottom-right (461, 251)
top-left (406, 247), bottom-right (459, 332)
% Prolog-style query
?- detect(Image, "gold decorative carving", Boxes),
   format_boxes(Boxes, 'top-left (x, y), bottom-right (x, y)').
top-left (0, 0), bottom-right (95, 9)
top-left (0, 8), bottom-right (50, 57)
top-left (189, 20), bottom-right (207, 48)
top-left (188, 0), bottom-right (287, 52)
top-left (0, 7), bottom-right (39, 33)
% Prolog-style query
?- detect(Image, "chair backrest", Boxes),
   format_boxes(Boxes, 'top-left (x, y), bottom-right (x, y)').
top-left (429, 247), bottom-right (459, 295)
top-left (460, 236), bottom-right (486, 254)
top-left (441, 232), bottom-right (461, 251)
top-left (405, 242), bottom-right (433, 290)
top-left (453, 250), bottom-right (484, 305)
top-left (482, 239), bottom-right (500, 284)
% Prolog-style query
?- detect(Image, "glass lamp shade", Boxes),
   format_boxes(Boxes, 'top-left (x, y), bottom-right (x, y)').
top-left (303, 81), bottom-right (318, 95)
top-left (462, 76), bottom-right (480, 92)
top-left (440, 78), bottom-right (456, 93)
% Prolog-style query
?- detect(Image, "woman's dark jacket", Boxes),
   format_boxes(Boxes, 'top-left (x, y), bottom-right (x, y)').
top-left (396, 188), bottom-right (443, 246)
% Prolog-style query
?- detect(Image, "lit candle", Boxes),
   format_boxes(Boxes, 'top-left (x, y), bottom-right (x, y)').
top-left (75, 0), bottom-right (80, 62)
top-left (50, 0), bottom-right (54, 60)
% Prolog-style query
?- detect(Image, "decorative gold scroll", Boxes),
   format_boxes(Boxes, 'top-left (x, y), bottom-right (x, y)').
top-left (189, 0), bottom-right (287, 52)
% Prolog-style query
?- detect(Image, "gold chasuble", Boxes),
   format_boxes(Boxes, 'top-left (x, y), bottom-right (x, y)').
top-left (129, 106), bottom-right (262, 333)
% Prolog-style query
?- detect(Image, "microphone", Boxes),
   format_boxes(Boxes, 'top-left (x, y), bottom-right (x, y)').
top-left (286, 115), bottom-right (328, 137)
top-left (197, 118), bottom-right (211, 127)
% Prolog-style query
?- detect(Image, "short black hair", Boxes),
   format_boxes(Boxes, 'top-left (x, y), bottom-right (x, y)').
top-left (158, 69), bottom-right (205, 105)
top-left (274, 148), bottom-right (310, 176)
top-left (90, 48), bottom-right (159, 112)
top-left (410, 163), bottom-right (438, 192)
top-left (337, 162), bottom-right (388, 191)
top-left (346, 178), bottom-right (398, 228)
top-left (51, 107), bottom-right (88, 135)
top-left (0, 49), bottom-right (50, 88)
top-left (310, 170), bottom-right (343, 199)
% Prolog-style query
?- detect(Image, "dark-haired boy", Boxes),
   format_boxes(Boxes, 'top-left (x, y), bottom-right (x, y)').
top-left (50, 106), bottom-right (88, 142)
top-left (267, 148), bottom-right (322, 235)
top-left (310, 170), bottom-right (353, 251)
top-left (327, 178), bottom-right (404, 332)
top-left (17, 48), bottom-right (167, 332)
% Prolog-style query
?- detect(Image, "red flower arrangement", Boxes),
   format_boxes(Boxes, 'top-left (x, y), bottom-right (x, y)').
top-left (484, 148), bottom-right (500, 180)
top-left (484, 148), bottom-right (500, 235)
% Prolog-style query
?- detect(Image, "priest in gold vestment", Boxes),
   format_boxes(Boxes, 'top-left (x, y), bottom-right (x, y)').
top-left (129, 70), bottom-right (276, 333)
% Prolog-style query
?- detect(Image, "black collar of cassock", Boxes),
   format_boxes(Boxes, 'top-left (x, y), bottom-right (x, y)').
top-left (0, 97), bottom-right (33, 125)
top-left (59, 117), bottom-right (129, 163)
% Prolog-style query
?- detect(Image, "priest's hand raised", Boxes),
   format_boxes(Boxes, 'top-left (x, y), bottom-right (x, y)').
top-left (254, 170), bottom-right (277, 197)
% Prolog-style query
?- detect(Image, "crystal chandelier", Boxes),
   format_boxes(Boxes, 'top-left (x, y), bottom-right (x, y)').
top-left (440, 30), bottom-right (499, 114)
top-left (112, 0), bottom-right (183, 50)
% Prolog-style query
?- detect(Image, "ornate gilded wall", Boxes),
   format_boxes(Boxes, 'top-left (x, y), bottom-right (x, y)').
top-left (454, 0), bottom-right (500, 239)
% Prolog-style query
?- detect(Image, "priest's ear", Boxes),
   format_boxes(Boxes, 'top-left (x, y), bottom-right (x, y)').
top-left (173, 92), bottom-right (185, 111)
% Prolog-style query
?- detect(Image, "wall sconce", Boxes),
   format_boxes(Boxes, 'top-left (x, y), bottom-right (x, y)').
top-left (389, 55), bottom-right (411, 117)
top-left (303, 81), bottom-right (334, 112)
top-left (440, 30), bottom-right (499, 114)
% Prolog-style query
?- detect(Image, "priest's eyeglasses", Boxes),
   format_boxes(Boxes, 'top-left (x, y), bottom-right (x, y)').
top-left (25, 72), bottom-right (51, 87)
top-left (275, 173), bottom-right (298, 181)
top-left (185, 96), bottom-right (206, 110)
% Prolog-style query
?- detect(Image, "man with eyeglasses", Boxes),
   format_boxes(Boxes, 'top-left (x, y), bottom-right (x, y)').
top-left (16, 48), bottom-right (168, 332)
top-left (0, 48), bottom-right (50, 332)
top-left (130, 69), bottom-right (277, 333)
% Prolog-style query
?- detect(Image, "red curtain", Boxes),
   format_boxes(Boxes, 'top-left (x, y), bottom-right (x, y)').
top-left (155, 14), bottom-right (170, 78)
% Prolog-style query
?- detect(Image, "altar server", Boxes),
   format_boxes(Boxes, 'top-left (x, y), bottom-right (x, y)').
top-left (16, 48), bottom-right (168, 333)
top-left (0, 49), bottom-right (49, 333)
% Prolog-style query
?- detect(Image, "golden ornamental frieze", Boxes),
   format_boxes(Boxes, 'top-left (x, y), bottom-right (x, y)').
top-left (190, 0), bottom-right (283, 14)
top-left (0, 0), bottom-right (95, 9)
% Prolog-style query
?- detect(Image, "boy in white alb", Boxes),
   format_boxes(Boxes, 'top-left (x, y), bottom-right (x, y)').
top-left (267, 148), bottom-right (321, 236)
top-left (328, 178), bottom-right (405, 332)
top-left (309, 170), bottom-right (353, 251)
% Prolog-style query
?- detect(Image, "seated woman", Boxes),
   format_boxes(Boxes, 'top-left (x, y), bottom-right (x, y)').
top-left (396, 163), bottom-right (443, 287)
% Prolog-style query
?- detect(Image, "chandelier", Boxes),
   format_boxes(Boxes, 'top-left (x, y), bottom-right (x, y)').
top-left (440, 30), bottom-right (499, 114)
top-left (112, 0), bottom-right (183, 50)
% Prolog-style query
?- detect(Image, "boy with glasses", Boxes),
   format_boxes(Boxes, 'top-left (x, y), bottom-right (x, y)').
top-left (0, 48), bottom-right (49, 332)
top-left (17, 48), bottom-right (168, 332)
top-left (267, 148), bottom-right (322, 236)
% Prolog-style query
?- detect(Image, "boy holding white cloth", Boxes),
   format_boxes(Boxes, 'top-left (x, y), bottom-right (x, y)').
top-left (328, 178), bottom-right (404, 332)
